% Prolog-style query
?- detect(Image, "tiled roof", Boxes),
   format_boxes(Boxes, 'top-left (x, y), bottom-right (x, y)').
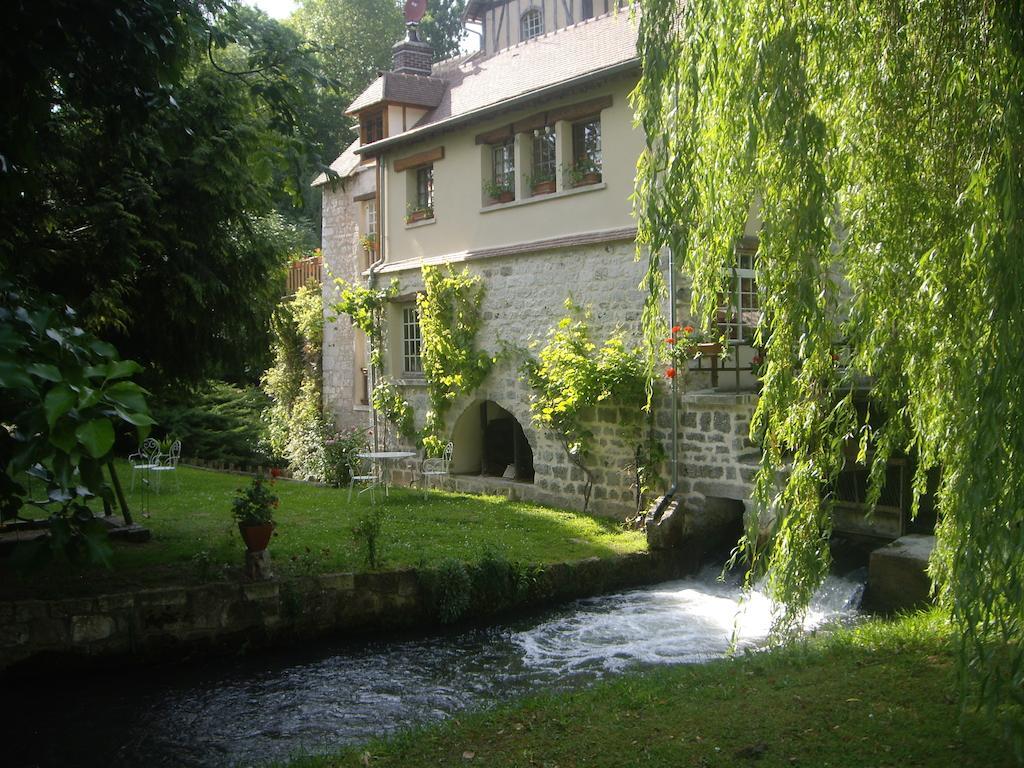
top-left (355, 10), bottom-right (639, 154)
top-left (311, 139), bottom-right (362, 187)
top-left (346, 71), bottom-right (448, 114)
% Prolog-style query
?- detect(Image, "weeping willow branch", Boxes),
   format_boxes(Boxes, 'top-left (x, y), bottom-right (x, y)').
top-left (632, 0), bottom-right (1024, 755)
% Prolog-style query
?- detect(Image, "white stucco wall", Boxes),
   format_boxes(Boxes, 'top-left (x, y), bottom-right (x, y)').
top-left (380, 77), bottom-right (642, 266)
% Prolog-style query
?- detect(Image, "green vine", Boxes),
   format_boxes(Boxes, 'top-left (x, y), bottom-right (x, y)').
top-left (525, 300), bottom-right (647, 514)
top-left (330, 278), bottom-right (418, 440)
top-left (417, 265), bottom-right (492, 456)
top-left (370, 379), bottom-right (416, 440)
top-left (330, 277), bottom-right (399, 371)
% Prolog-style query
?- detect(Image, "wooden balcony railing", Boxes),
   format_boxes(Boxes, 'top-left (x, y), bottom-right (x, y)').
top-left (286, 255), bottom-right (322, 295)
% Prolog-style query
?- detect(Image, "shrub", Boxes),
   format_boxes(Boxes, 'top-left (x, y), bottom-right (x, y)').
top-left (149, 380), bottom-right (275, 466)
top-left (352, 508), bottom-right (385, 569)
top-left (323, 427), bottom-right (370, 486)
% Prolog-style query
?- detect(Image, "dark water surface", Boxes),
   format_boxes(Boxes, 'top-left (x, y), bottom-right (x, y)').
top-left (3, 567), bottom-right (863, 768)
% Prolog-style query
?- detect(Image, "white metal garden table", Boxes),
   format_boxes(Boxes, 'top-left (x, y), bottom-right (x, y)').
top-left (356, 451), bottom-right (417, 495)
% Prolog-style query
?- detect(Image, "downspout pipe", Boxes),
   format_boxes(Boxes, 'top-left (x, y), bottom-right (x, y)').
top-left (649, 245), bottom-right (678, 522)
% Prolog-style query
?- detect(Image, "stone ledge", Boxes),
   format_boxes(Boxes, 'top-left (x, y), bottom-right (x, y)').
top-left (0, 551), bottom-right (692, 677)
top-left (865, 534), bottom-right (935, 613)
top-left (682, 389), bottom-right (760, 407)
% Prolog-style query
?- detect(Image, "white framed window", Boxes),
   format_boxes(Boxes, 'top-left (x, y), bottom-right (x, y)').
top-left (402, 305), bottom-right (422, 374)
top-left (572, 117), bottom-right (602, 170)
top-left (415, 165), bottom-right (434, 211)
top-left (366, 200), bottom-right (376, 235)
top-left (486, 138), bottom-right (515, 201)
top-left (716, 248), bottom-right (761, 343)
top-left (521, 8), bottom-right (544, 41)
top-left (531, 126), bottom-right (556, 184)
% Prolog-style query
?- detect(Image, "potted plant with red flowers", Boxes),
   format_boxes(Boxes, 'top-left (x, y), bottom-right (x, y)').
top-left (663, 323), bottom-right (728, 382)
top-left (232, 470), bottom-right (280, 553)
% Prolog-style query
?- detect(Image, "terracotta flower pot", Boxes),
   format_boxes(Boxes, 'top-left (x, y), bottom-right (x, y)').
top-left (531, 180), bottom-right (556, 195)
top-left (574, 172), bottom-right (602, 187)
top-left (696, 342), bottom-right (723, 357)
top-left (238, 522), bottom-right (275, 552)
top-left (492, 190), bottom-right (514, 203)
top-left (408, 209), bottom-right (432, 223)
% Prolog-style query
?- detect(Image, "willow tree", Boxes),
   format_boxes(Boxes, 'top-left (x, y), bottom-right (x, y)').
top-left (632, 0), bottom-right (1023, 750)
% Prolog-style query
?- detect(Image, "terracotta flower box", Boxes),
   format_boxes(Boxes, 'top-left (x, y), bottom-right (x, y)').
top-left (573, 171), bottom-right (602, 187)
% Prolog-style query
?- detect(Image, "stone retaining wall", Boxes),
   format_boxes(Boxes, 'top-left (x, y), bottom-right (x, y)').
top-left (0, 551), bottom-right (692, 677)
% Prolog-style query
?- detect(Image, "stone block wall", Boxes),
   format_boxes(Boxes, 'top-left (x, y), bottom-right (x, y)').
top-left (321, 170), bottom-right (375, 433)
top-left (376, 237), bottom-right (652, 517)
top-left (0, 553), bottom-right (691, 675)
top-left (674, 391), bottom-right (760, 518)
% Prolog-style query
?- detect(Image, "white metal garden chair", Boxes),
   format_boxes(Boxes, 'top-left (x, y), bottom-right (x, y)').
top-left (348, 456), bottom-right (381, 504)
top-left (128, 437), bottom-right (161, 491)
top-left (420, 441), bottom-right (453, 498)
top-left (150, 440), bottom-right (181, 492)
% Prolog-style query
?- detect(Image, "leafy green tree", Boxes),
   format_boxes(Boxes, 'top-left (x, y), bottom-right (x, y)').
top-left (2, 1), bottom-right (331, 386)
top-left (421, 0), bottom-right (467, 61)
top-left (632, 0), bottom-right (1024, 753)
top-left (290, 0), bottom-right (405, 158)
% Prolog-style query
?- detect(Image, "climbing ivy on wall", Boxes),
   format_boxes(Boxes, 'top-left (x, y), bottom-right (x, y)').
top-left (330, 278), bottom-right (416, 442)
top-left (525, 300), bottom-right (647, 514)
top-left (417, 265), bottom-right (492, 456)
top-left (330, 278), bottom-right (399, 371)
top-left (632, 0), bottom-right (1024, 752)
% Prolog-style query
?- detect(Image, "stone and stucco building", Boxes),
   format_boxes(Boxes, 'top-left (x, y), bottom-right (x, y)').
top-left (315, 4), bottom-right (765, 521)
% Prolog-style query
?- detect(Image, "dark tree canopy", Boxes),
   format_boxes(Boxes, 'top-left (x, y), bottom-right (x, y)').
top-left (421, 0), bottom-right (468, 61)
top-left (1, 1), bottom-right (333, 386)
top-left (290, 0), bottom-right (405, 160)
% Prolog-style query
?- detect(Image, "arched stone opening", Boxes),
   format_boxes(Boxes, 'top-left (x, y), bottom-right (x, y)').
top-left (450, 400), bottom-right (535, 482)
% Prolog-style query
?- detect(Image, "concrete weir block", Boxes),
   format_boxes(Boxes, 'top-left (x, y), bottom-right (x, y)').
top-left (867, 534), bottom-right (935, 613)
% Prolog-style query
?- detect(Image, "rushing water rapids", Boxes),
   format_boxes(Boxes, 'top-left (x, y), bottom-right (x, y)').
top-left (4, 566), bottom-right (864, 768)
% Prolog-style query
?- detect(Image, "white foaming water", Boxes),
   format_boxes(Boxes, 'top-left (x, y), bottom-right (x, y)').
top-left (513, 566), bottom-right (864, 675)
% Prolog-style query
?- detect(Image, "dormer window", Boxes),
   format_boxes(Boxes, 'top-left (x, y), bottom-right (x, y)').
top-left (521, 8), bottom-right (544, 41)
top-left (361, 108), bottom-right (384, 145)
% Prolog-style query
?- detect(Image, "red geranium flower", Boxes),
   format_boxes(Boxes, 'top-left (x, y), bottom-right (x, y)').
top-left (684, 325), bottom-right (694, 334)
top-left (664, 337), bottom-right (676, 345)
top-left (666, 367), bottom-right (677, 379)
top-left (671, 325), bottom-right (682, 333)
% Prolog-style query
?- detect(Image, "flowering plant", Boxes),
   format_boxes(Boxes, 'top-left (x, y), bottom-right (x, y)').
top-left (232, 471), bottom-right (280, 526)
top-left (662, 325), bottom-right (722, 379)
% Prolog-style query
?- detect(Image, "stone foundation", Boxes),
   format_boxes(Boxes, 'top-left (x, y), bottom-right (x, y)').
top-left (0, 551), bottom-right (694, 676)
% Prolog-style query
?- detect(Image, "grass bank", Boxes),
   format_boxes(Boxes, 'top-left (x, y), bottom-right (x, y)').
top-left (275, 611), bottom-right (1012, 768)
top-left (1, 463), bottom-right (645, 600)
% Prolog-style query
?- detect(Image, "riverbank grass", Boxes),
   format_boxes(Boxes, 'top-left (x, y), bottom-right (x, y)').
top-left (1, 463), bottom-right (645, 600)
top-left (278, 610), bottom-right (1012, 768)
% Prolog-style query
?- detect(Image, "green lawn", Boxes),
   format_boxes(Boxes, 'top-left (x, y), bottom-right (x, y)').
top-left (0, 463), bottom-right (645, 600)
top-left (274, 610), bottom-right (1014, 768)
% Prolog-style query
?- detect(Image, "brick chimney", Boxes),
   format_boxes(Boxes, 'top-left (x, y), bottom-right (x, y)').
top-left (392, 22), bottom-right (433, 75)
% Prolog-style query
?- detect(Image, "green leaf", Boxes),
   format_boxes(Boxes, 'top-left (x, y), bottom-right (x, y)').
top-left (103, 381), bottom-right (149, 413)
top-left (89, 340), bottom-right (117, 359)
top-left (75, 418), bottom-right (115, 459)
top-left (114, 406), bottom-right (156, 427)
top-left (44, 384), bottom-right (76, 428)
top-left (49, 419), bottom-right (77, 453)
top-left (27, 363), bottom-right (62, 382)
top-left (104, 359), bottom-right (142, 381)
top-left (0, 361), bottom-right (36, 391)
